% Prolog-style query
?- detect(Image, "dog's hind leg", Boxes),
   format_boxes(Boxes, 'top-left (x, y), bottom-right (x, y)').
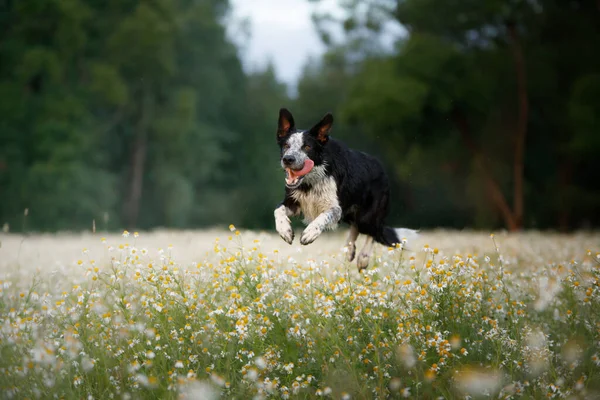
top-left (345, 225), bottom-right (359, 262)
top-left (357, 236), bottom-right (374, 272)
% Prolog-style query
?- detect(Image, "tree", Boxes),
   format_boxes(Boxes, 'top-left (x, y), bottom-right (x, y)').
top-left (0, 0), bottom-right (267, 232)
top-left (0, 0), bottom-right (117, 231)
top-left (306, 0), bottom-right (600, 230)
top-left (231, 64), bottom-right (291, 229)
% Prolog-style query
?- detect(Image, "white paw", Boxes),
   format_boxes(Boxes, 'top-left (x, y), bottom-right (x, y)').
top-left (275, 212), bottom-right (294, 244)
top-left (300, 223), bottom-right (322, 245)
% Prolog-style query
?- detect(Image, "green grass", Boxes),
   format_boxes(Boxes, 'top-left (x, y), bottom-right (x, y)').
top-left (1, 229), bottom-right (599, 399)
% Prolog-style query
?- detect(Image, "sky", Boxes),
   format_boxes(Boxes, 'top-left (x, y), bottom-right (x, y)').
top-left (229, 0), bottom-right (342, 87)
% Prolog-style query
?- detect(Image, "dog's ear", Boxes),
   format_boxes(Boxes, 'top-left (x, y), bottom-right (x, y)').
top-left (277, 108), bottom-right (295, 137)
top-left (309, 112), bottom-right (333, 144)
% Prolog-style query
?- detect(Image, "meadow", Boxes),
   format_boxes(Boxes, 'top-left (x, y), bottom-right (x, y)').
top-left (0, 228), bottom-right (599, 399)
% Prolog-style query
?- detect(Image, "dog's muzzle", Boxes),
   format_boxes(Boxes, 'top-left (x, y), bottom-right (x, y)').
top-left (282, 158), bottom-right (314, 188)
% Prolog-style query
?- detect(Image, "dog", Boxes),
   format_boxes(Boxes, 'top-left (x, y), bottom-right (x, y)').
top-left (273, 108), bottom-right (418, 271)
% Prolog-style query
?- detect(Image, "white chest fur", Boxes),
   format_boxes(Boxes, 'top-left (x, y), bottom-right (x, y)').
top-left (291, 176), bottom-right (339, 224)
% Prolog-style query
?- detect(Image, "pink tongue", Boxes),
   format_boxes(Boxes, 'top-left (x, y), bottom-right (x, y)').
top-left (286, 159), bottom-right (314, 185)
top-left (291, 159), bottom-right (314, 178)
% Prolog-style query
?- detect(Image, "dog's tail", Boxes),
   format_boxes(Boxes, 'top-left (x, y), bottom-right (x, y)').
top-left (375, 226), bottom-right (419, 247)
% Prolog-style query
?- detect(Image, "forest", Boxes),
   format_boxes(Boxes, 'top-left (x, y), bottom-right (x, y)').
top-left (0, 0), bottom-right (598, 233)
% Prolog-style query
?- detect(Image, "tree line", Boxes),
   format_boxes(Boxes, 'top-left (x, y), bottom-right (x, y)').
top-left (0, 0), bottom-right (598, 233)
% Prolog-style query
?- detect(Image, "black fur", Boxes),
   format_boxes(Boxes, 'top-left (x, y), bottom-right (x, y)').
top-left (276, 108), bottom-right (403, 247)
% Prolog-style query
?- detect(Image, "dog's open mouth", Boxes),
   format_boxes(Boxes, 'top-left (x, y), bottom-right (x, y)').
top-left (285, 159), bottom-right (314, 187)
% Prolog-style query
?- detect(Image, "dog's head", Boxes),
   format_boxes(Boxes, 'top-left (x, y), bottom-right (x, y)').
top-left (276, 108), bottom-right (333, 189)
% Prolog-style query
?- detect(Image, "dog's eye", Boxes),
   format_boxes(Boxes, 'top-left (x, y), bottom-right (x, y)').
top-left (303, 145), bottom-right (311, 151)
top-left (283, 144), bottom-right (290, 150)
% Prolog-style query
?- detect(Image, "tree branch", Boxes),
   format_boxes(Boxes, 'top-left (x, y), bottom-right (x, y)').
top-left (451, 107), bottom-right (518, 231)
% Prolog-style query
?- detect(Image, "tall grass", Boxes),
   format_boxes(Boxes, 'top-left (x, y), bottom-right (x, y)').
top-left (0, 229), bottom-right (599, 399)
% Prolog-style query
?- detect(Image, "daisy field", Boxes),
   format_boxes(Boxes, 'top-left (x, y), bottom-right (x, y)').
top-left (1, 228), bottom-right (599, 399)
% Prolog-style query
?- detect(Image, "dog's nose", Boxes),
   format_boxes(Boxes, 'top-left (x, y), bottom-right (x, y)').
top-left (282, 155), bottom-right (295, 165)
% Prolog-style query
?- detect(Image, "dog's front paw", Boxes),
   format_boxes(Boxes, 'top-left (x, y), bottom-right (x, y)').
top-left (275, 216), bottom-right (294, 244)
top-left (300, 224), bottom-right (322, 245)
top-left (278, 228), bottom-right (294, 244)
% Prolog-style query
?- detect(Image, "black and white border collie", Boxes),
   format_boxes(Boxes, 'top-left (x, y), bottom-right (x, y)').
top-left (274, 108), bottom-right (418, 271)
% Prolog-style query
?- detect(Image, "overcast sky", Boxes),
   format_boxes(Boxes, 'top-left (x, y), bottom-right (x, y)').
top-left (229, 0), bottom-right (342, 87)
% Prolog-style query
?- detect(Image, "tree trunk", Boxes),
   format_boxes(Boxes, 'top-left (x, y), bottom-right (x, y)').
top-left (557, 159), bottom-right (573, 231)
top-left (124, 92), bottom-right (151, 230)
top-left (451, 107), bottom-right (519, 231)
top-left (507, 22), bottom-right (529, 230)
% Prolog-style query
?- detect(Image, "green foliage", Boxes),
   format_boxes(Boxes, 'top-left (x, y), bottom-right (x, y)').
top-left (23, 162), bottom-right (117, 231)
top-left (568, 74), bottom-right (600, 156)
top-left (302, 0), bottom-right (600, 230)
top-left (1, 0), bottom-right (598, 232)
top-left (0, 0), bottom-right (291, 232)
top-left (234, 65), bottom-right (290, 229)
